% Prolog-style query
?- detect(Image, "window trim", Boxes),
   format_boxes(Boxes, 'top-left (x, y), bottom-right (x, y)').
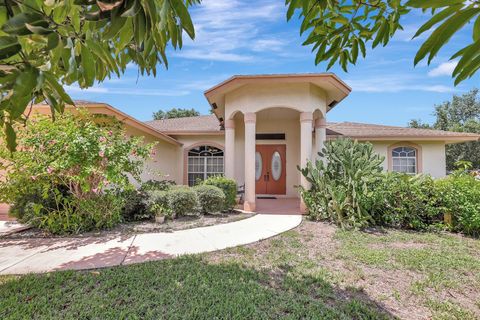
top-left (183, 142), bottom-right (225, 185)
top-left (387, 142), bottom-right (422, 174)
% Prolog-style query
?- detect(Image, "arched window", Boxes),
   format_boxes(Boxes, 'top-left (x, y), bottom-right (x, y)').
top-left (391, 146), bottom-right (417, 174)
top-left (187, 145), bottom-right (224, 186)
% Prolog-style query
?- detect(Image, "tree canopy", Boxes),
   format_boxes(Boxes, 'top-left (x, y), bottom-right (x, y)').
top-left (152, 107), bottom-right (199, 120)
top-left (1, 0), bottom-right (480, 151)
top-left (0, 0), bottom-right (199, 150)
top-left (286, 0), bottom-right (480, 84)
top-left (408, 89), bottom-right (480, 170)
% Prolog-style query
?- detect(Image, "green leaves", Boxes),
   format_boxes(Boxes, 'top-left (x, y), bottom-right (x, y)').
top-left (0, 36), bottom-right (21, 59)
top-left (80, 45), bottom-right (96, 87)
top-left (411, 2), bottom-right (480, 85)
top-left (2, 12), bottom-right (49, 36)
top-left (169, 0), bottom-right (195, 39)
top-left (0, 0), bottom-right (199, 150)
top-left (287, 0), bottom-right (408, 72)
top-left (414, 8), bottom-right (479, 66)
top-left (3, 122), bottom-right (17, 151)
top-left (287, 0), bottom-right (480, 85)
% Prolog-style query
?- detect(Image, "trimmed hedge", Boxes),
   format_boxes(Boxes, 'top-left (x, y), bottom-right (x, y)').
top-left (167, 186), bottom-right (199, 216)
top-left (194, 185), bottom-right (225, 214)
top-left (139, 179), bottom-right (176, 192)
top-left (203, 176), bottom-right (237, 211)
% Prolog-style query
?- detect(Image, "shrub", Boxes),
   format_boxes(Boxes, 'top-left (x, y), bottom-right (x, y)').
top-left (370, 173), bottom-right (442, 230)
top-left (22, 193), bottom-right (123, 235)
top-left (9, 182), bottom-right (70, 221)
top-left (203, 176), bottom-right (237, 211)
top-left (436, 174), bottom-right (480, 236)
top-left (166, 186), bottom-right (198, 216)
top-left (120, 189), bottom-right (150, 222)
top-left (139, 179), bottom-right (176, 192)
top-left (0, 110), bottom-right (152, 234)
top-left (194, 185), bottom-right (225, 214)
top-left (299, 139), bottom-right (384, 229)
top-left (143, 190), bottom-right (173, 218)
top-left (121, 180), bottom-right (175, 221)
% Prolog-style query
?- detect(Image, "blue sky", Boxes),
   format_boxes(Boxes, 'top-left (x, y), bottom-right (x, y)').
top-left (66, 0), bottom-right (479, 126)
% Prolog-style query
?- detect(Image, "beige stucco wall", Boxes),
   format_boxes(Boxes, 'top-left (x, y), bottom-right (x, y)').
top-left (224, 83), bottom-right (327, 120)
top-left (370, 141), bottom-right (447, 178)
top-left (125, 125), bottom-right (182, 184)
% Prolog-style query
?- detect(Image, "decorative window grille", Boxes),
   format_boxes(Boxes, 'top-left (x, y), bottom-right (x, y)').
top-left (187, 145), bottom-right (224, 186)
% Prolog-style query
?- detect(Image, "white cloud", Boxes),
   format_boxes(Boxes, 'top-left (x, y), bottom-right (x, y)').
top-left (345, 74), bottom-right (458, 93)
top-left (428, 61), bottom-right (458, 77)
top-left (176, 0), bottom-right (288, 62)
top-left (252, 39), bottom-right (286, 52)
top-left (66, 85), bottom-right (189, 97)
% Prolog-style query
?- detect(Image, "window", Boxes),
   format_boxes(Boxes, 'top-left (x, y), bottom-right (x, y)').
top-left (391, 146), bottom-right (417, 174)
top-left (187, 145), bottom-right (224, 186)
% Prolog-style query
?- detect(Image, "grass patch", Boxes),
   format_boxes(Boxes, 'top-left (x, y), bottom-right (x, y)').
top-left (335, 229), bottom-right (480, 292)
top-left (0, 256), bottom-right (392, 320)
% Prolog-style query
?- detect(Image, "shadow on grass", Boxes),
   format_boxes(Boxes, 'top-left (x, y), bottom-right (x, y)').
top-left (0, 255), bottom-right (397, 319)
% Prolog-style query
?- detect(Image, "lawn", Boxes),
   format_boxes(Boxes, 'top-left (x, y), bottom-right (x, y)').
top-left (1, 221), bottom-right (480, 319)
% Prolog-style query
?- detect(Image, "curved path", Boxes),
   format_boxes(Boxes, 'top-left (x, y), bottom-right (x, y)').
top-left (0, 214), bottom-right (301, 275)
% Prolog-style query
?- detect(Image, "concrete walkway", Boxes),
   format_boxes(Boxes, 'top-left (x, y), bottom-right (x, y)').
top-left (0, 221), bottom-right (30, 237)
top-left (0, 214), bottom-right (301, 275)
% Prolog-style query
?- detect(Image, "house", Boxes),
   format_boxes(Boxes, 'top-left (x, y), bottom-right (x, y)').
top-left (1, 73), bottom-right (478, 218)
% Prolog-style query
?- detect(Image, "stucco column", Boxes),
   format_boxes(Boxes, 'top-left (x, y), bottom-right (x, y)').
top-left (224, 119), bottom-right (235, 179)
top-left (244, 112), bottom-right (256, 212)
top-left (300, 112), bottom-right (313, 213)
top-left (314, 117), bottom-right (327, 160)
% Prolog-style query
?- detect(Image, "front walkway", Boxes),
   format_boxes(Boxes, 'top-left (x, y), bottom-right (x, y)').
top-left (0, 214), bottom-right (302, 275)
top-left (256, 198), bottom-right (303, 215)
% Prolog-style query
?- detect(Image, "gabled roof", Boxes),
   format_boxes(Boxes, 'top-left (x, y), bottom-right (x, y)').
top-left (204, 73), bottom-right (352, 119)
top-left (146, 115), bottom-right (222, 135)
top-left (31, 101), bottom-right (182, 146)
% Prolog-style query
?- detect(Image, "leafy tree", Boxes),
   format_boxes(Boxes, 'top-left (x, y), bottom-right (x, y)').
top-left (408, 89), bottom-right (480, 170)
top-left (152, 107), bottom-right (199, 120)
top-left (0, 110), bottom-right (152, 233)
top-left (286, 0), bottom-right (480, 84)
top-left (0, 110), bottom-right (152, 201)
top-left (0, 0), bottom-right (199, 150)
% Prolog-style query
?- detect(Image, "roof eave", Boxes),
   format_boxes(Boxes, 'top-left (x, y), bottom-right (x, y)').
top-left (327, 135), bottom-right (480, 143)
top-left (33, 103), bottom-right (183, 146)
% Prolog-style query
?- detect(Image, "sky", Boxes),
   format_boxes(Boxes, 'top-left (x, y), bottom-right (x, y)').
top-left (66, 0), bottom-right (480, 127)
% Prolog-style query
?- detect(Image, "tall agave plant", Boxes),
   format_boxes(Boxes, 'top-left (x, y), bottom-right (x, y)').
top-left (298, 138), bottom-right (385, 229)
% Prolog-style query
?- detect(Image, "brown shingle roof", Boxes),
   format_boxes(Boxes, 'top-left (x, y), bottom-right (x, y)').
top-left (146, 115), bottom-right (222, 133)
top-left (144, 116), bottom-right (479, 142)
top-left (327, 122), bottom-right (480, 141)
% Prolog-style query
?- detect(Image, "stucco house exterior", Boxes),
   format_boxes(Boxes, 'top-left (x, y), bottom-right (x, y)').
top-left (1, 73), bottom-right (478, 218)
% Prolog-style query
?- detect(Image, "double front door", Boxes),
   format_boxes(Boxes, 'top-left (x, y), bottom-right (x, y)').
top-left (255, 145), bottom-right (286, 195)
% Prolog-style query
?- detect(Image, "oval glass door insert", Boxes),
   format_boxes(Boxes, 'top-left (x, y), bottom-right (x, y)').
top-left (255, 152), bottom-right (262, 181)
top-left (271, 151), bottom-right (282, 181)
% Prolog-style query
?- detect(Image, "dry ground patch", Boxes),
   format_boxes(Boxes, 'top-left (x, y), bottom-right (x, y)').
top-left (206, 220), bottom-right (480, 320)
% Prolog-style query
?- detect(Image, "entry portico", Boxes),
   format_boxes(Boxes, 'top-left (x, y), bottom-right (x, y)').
top-left (204, 73), bottom-right (351, 212)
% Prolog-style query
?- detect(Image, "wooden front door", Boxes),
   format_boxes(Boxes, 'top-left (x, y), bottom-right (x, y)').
top-left (255, 145), bottom-right (286, 195)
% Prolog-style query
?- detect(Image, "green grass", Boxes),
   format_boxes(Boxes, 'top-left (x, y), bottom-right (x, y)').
top-left (2, 223), bottom-right (480, 319)
top-left (0, 256), bottom-right (392, 320)
top-left (335, 229), bottom-right (480, 292)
